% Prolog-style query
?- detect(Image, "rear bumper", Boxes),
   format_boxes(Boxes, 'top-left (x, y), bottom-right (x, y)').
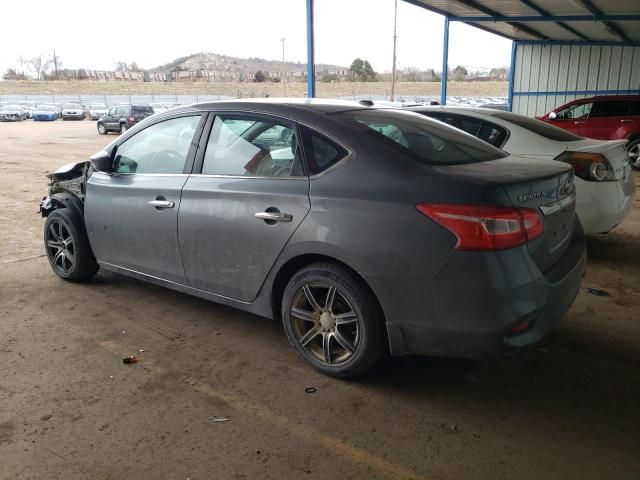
top-left (377, 220), bottom-right (586, 359)
top-left (576, 173), bottom-right (636, 234)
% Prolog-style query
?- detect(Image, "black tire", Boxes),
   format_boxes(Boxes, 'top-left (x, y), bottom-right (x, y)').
top-left (120, 123), bottom-right (127, 134)
top-left (627, 138), bottom-right (640, 171)
top-left (97, 122), bottom-right (107, 135)
top-left (281, 262), bottom-right (386, 378)
top-left (44, 208), bottom-right (99, 282)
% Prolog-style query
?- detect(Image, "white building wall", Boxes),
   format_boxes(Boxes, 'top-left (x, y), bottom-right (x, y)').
top-left (512, 43), bottom-right (640, 117)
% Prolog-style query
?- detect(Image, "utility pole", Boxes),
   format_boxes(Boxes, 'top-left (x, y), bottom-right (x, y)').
top-left (390, 0), bottom-right (398, 101)
top-left (53, 50), bottom-right (59, 80)
top-left (281, 37), bottom-right (287, 97)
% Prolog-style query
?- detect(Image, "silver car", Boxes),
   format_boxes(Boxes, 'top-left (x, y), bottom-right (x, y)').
top-left (40, 100), bottom-right (586, 377)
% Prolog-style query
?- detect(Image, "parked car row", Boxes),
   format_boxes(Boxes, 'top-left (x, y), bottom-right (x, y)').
top-left (0, 102), bottom-right (183, 122)
top-left (39, 97), bottom-right (636, 378)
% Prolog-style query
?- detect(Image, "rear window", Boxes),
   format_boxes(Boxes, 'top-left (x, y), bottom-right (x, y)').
top-left (629, 100), bottom-right (640, 116)
top-left (492, 111), bottom-right (584, 141)
top-left (423, 112), bottom-right (509, 148)
top-left (133, 105), bottom-right (154, 114)
top-left (300, 126), bottom-right (349, 174)
top-left (336, 109), bottom-right (507, 165)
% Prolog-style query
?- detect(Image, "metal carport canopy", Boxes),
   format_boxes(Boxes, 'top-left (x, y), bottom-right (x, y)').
top-left (303, 0), bottom-right (640, 108)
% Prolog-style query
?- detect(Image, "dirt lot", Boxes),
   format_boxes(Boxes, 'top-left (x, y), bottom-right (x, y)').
top-left (0, 79), bottom-right (508, 99)
top-left (1, 120), bottom-right (639, 480)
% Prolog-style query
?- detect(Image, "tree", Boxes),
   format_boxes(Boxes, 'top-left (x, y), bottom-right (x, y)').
top-left (29, 55), bottom-right (52, 80)
top-left (452, 65), bottom-right (468, 81)
top-left (129, 62), bottom-right (141, 72)
top-left (254, 70), bottom-right (266, 82)
top-left (489, 67), bottom-right (508, 81)
top-left (115, 61), bottom-right (129, 71)
top-left (2, 68), bottom-right (29, 80)
top-left (350, 58), bottom-right (377, 82)
top-left (403, 67), bottom-right (420, 82)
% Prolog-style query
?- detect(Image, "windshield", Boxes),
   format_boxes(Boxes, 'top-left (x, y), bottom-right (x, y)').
top-left (37, 106), bottom-right (56, 111)
top-left (2, 105), bottom-right (21, 111)
top-left (90, 104), bottom-right (106, 109)
top-left (492, 111), bottom-right (584, 141)
top-left (64, 104), bottom-right (81, 109)
top-left (335, 109), bottom-right (507, 165)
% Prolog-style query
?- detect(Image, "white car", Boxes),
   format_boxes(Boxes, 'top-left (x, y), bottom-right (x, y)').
top-left (61, 103), bottom-right (85, 120)
top-left (411, 106), bottom-right (636, 235)
top-left (88, 103), bottom-right (108, 120)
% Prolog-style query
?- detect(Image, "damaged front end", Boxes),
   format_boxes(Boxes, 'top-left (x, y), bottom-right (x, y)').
top-left (40, 161), bottom-right (91, 217)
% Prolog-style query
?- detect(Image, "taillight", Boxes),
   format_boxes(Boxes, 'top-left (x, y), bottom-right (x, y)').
top-left (556, 151), bottom-right (614, 181)
top-left (129, 115), bottom-right (135, 123)
top-left (416, 204), bottom-right (544, 251)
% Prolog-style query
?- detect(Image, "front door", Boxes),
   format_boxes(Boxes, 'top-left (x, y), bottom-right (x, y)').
top-left (85, 114), bottom-right (205, 283)
top-left (179, 113), bottom-right (310, 302)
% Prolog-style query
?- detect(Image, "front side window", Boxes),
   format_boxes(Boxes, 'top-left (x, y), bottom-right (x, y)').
top-left (113, 115), bottom-right (202, 174)
top-left (557, 102), bottom-right (593, 120)
top-left (202, 115), bottom-right (300, 177)
top-left (337, 109), bottom-right (507, 165)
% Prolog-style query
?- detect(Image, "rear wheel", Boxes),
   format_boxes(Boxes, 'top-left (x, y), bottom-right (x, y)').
top-left (44, 209), bottom-right (99, 282)
top-left (97, 122), bottom-right (107, 135)
top-left (281, 263), bottom-right (386, 377)
top-left (628, 138), bottom-right (640, 171)
top-left (120, 123), bottom-right (127, 134)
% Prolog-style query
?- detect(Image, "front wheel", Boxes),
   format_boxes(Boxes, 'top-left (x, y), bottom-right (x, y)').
top-left (628, 138), bottom-right (640, 171)
top-left (281, 263), bottom-right (386, 378)
top-left (97, 122), bottom-right (107, 135)
top-left (44, 209), bottom-right (99, 282)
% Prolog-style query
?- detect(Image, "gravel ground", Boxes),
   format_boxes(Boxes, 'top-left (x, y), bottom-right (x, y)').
top-left (1, 120), bottom-right (639, 480)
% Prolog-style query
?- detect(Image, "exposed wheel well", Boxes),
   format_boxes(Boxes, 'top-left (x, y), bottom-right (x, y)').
top-left (270, 254), bottom-right (386, 328)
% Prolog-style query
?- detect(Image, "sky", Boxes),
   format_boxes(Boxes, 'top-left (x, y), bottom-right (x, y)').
top-left (1, 0), bottom-right (512, 76)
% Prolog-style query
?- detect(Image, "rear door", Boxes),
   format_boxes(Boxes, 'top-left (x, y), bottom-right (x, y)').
top-left (85, 113), bottom-right (206, 283)
top-left (179, 112), bottom-right (310, 301)
top-left (584, 100), bottom-right (630, 139)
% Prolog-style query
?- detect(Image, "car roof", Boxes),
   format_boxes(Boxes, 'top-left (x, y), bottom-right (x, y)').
top-left (177, 98), bottom-right (375, 115)
top-left (405, 105), bottom-right (502, 117)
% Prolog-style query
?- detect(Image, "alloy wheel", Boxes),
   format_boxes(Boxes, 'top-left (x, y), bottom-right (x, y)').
top-left (46, 219), bottom-right (76, 275)
top-left (629, 142), bottom-right (640, 169)
top-left (289, 282), bottom-right (360, 366)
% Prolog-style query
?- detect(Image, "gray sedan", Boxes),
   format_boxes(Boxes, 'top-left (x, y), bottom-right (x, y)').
top-left (40, 100), bottom-right (586, 377)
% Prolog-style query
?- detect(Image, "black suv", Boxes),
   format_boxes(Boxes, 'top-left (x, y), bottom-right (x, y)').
top-left (97, 104), bottom-right (155, 135)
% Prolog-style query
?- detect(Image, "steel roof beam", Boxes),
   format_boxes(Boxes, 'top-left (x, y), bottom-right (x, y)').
top-left (449, 14), bottom-right (640, 22)
top-left (452, 0), bottom-right (549, 40)
top-left (579, 0), bottom-right (631, 43)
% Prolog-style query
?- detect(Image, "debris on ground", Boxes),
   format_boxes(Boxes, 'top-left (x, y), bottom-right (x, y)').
top-left (212, 418), bottom-right (228, 422)
top-left (40, 414), bottom-right (53, 421)
top-left (139, 349), bottom-right (145, 353)
top-left (122, 355), bottom-right (138, 364)
top-left (121, 330), bottom-right (126, 334)
top-left (304, 387), bottom-right (317, 394)
top-left (585, 288), bottom-right (610, 297)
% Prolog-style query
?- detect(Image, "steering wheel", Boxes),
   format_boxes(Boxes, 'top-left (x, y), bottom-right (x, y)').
top-left (149, 149), bottom-right (183, 173)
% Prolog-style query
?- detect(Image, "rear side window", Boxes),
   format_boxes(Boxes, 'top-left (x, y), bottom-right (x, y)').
top-left (134, 105), bottom-right (154, 115)
top-left (492, 111), bottom-right (584, 141)
top-left (629, 101), bottom-right (640, 116)
top-left (299, 126), bottom-right (348, 175)
top-left (202, 115), bottom-right (301, 177)
top-left (337, 109), bottom-right (507, 165)
top-left (425, 112), bottom-right (508, 148)
top-left (590, 100), bottom-right (629, 118)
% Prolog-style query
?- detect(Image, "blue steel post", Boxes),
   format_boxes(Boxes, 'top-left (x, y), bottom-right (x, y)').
top-left (306, 0), bottom-right (316, 98)
top-left (440, 16), bottom-right (449, 105)
top-left (507, 40), bottom-right (516, 112)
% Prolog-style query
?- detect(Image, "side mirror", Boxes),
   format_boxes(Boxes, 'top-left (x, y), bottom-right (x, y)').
top-left (90, 150), bottom-right (113, 173)
top-left (548, 111), bottom-right (557, 120)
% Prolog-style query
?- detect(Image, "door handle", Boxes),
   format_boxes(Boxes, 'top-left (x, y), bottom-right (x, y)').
top-left (255, 211), bottom-right (292, 222)
top-left (148, 200), bottom-right (175, 209)
top-left (573, 121), bottom-right (586, 125)
top-left (620, 119), bottom-right (634, 123)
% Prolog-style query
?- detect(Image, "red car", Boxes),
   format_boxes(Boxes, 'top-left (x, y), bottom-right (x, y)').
top-left (539, 95), bottom-right (640, 169)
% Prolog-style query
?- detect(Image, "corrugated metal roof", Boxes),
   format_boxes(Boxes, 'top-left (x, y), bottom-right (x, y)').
top-left (404, 0), bottom-right (640, 43)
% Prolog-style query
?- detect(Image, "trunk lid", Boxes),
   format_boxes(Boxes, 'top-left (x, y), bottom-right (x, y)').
top-left (434, 155), bottom-right (576, 273)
